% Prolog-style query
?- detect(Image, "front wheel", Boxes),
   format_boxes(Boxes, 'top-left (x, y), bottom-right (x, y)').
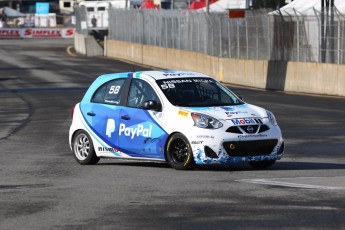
top-left (166, 133), bottom-right (194, 170)
top-left (72, 130), bottom-right (100, 165)
top-left (248, 160), bottom-right (276, 169)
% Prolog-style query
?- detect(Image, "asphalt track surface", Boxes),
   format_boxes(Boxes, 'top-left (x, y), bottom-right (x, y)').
top-left (0, 39), bottom-right (344, 230)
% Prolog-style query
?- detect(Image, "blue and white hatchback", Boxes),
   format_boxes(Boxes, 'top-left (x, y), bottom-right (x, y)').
top-left (69, 71), bottom-right (284, 170)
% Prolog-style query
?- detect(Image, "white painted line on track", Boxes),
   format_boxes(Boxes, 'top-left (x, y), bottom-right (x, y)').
top-left (238, 176), bottom-right (345, 190)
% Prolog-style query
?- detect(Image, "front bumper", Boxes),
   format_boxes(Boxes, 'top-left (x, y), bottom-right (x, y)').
top-left (190, 136), bottom-right (284, 165)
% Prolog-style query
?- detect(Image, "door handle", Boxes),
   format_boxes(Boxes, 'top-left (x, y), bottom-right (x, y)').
top-left (87, 112), bottom-right (96, 116)
top-left (121, 115), bottom-right (131, 120)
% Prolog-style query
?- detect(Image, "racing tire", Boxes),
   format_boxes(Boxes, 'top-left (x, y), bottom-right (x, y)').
top-left (72, 130), bottom-right (100, 165)
top-left (166, 133), bottom-right (194, 170)
top-left (248, 160), bottom-right (276, 170)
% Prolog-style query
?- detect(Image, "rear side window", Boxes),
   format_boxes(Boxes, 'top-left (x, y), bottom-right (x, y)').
top-left (91, 78), bottom-right (126, 105)
top-left (91, 83), bottom-right (107, 103)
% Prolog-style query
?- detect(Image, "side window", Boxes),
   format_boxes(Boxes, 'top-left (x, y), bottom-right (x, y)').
top-left (104, 79), bottom-right (126, 105)
top-left (92, 79), bottom-right (126, 104)
top-left (127, 79), bottom-right (160, 108)
top-left (91, 83), bottom-right (107, 103)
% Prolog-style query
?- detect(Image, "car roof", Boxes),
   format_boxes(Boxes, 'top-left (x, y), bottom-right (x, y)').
top-left (95, 70), bottom-right (211, 83)
top-left (82, 70), bottom-right (213, 103)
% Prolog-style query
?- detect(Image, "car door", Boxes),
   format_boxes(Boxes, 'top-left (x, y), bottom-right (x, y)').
top-left (82, 78), bottom-right (128, 150)
top-left (118, 78), bottom-right (168, 159)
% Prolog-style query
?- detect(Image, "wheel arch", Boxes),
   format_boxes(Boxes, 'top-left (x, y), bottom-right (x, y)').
top-left (71, 128), bottom-right (84, 144)
top-left (71, 128), bottom-right (94, 150)
top-left (163, 132), bottom-right (180, 162)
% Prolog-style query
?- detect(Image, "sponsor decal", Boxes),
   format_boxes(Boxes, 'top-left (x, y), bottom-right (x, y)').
top-left (119, 123), bottom-right (152, 139)
top-left (0, 29), bottom-right (20, 37)
top-left (192, 79), bottom-right (213, 83)
top-left (178, 110), bottom-right (189, 117)
top-left (162, 73), bottom-right (196, 77)
top-left (65, 28), bottom-right (75, 37)
top-left (225, 111), bottom-right (248, 117)
top-left (160, 78), bottom-right (213, 89)
top-left (231, 118), bottom-right (262, 125)
top-left (144, 137), bottom-right (159, 143)
top-left (191, 141), bottom-right (204, 144)
top-left (25, 29), bottom-right (62, 37)
top-left (196, 135), bottom-right (214, 139)
top-left (237, 134), bottom-right (267, 139)
top-left (161, 79), bottom-right (192, 83)
top-left (106, 118), bottom-right (153, 139)
top-left (98, 147), bottom-right (119, 153)
top-left (106, 119), bottom-right (116, 138)
top-left (0, 28), bottom-right (75, 38)
top-left (221, 107), bottom-right (249, 117)
top-left (220, 106), bottom-right (235, 111)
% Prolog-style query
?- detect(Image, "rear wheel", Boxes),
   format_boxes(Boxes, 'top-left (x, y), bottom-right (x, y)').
top-left (248, 160), bottom-right (276, 169)
top-left (72, 130), bottom-right (100, 165)
top-left (166, 133), bottom-right (194, 170)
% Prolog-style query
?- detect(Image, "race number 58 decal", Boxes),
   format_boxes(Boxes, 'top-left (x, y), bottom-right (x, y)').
top-left (109, 86), bottom-right (121, 94)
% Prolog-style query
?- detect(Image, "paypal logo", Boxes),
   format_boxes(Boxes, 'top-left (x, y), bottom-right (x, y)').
top-left (106, 119), bottom-right (152, 139)
top-left (106, 119), bottom-right (116, 138)
top-left (119, 124), bottom-right (152, 139)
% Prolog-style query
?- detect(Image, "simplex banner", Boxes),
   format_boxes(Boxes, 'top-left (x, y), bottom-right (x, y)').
top-left (0, 28), bottom-right (75, 38)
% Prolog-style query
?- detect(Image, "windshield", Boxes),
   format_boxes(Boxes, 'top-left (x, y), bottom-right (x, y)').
top-left (156, 77), bottom-right (244, 107)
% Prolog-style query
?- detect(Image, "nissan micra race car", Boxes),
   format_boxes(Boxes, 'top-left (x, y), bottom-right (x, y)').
top-left (69, 71), bottom-right (284, 170)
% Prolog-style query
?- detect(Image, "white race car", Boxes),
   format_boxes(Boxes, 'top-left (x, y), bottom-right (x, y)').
top-left (69, 71), bottom-right (284, 170)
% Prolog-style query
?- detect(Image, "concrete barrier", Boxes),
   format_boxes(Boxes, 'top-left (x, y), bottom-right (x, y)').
top-left (74, 32), bottom-right (103, 56)
top-left (74, 32), bottom-right (86, 55)
top-left (105, 39), bottom-right (345, 97)
top-left (142, 45), bottom-right (167, 68)
top-left (107, 40), bottom-right (143, 64)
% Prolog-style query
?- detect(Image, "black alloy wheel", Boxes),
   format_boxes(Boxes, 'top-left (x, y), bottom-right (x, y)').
top-left (166, 133), bottom-right (194, 170)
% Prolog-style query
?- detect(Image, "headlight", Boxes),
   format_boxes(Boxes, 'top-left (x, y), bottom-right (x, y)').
top-left (191, 113), bottom-right (223, 129)
top-left (266, 110), bottom-right (277, 126)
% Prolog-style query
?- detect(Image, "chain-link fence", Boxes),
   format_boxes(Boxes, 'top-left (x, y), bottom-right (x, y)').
top-left (74, 6), bottom-right (345, 64)
top-left (271, 8), bottom-right (345, 64)
top-left (108, 9), bottom-right (272, 59)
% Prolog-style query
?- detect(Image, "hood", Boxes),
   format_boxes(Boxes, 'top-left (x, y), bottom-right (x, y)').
top-left (181, 104), bottom-right (267, 121)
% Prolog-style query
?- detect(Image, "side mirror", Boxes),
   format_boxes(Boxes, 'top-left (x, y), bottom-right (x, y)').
top-left (143, 100), bottom-right (161, 111)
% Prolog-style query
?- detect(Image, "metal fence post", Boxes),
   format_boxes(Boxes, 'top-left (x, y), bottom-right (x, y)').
top-left (227, 18), bottom-right (231, 58)
top-left (293, 9), bottom-right (300, 62)
top-left (237, 19), bottom-right (240, 58)
top-left (218, 17), bottom-right (222, 57)
top-left (245, 17), bottom-right (249, 59)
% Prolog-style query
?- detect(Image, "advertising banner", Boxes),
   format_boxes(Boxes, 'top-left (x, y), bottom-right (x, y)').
top-left (0, 28), bottom-right (75, 38)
